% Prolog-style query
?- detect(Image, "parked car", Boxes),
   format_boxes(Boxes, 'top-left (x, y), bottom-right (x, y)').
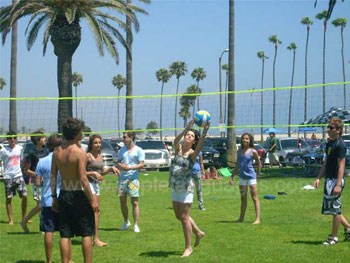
top-left (202, 139), bottom-right (220, 168)
top-left (163, 140), bottom-right (175, 160)
top-left (109, 138), bottom-right (124, 153)
top-left (305, 139), bottom-right (322, 151)
top-left (263, 137), bottom-right (311, 164)
top-left (342, 134), bottom-right (350, 140)
top-left (81, 139), bottom-right (117, 170)
top-left (135, 140), bottom-right (171, 171)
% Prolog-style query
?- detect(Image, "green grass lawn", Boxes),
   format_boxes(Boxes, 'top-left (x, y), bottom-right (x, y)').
top-left (0, 169), bottom-right (349, 263)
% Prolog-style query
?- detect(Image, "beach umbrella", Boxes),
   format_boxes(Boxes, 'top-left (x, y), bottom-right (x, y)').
top-left (263, 127), bottom-right (283, 134)
top-left (301, 107), bottom-right (350, 125)
top-left (298, 127), bottom-right (317, 132)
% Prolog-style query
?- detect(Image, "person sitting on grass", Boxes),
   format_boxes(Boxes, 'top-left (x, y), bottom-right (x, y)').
top-left (313, 117), bottom-right (350, 245)
top-left (229, 133), bottom-right (261, 224)
top-left (169, 120), bottom-right (208, 257)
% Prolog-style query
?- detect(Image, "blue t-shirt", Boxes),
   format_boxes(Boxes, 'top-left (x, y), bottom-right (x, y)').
top-left (192, 151), bottom-right (202, 175)
top-left (35, 153), bottom-right (61, 207)
top-left (117, 145), bottom-right (145, 180)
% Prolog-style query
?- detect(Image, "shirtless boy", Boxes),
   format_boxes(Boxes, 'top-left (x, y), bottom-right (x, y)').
top-left (51, 118), bottom-right (98, 263)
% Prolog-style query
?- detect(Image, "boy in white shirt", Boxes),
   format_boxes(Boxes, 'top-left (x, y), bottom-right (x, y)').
top-left (0, 131), bottom-right (28, 225)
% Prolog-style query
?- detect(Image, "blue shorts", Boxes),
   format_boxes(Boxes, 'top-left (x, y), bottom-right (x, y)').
top-left (40, 207), bottom-right (59, 233)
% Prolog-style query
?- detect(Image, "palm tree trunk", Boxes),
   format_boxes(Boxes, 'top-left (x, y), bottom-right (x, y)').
top-left (227, 0), bottom-right (237, 167)
top-left (174, 78), bottom-right (179, 137)
top-left (75, 86), bottom-right (77, 118)
top-left (125, 0), bottom-right (133, 131)
top-left (160, 82), bottom-right (164, 140)
top-left (260, 59), bottom-right (265, 143)
top-left (272, 44), bottom-right (277, 126)
top-left (304, 26), bottom-right (309, 124)
top-left (340, 26), bottom-right (346, 110)
top-left (9, 0), bottom-right (18, 132)
top-left (118, 89), bottom-right (120, 138)
top-left (288, 50), bottom-right (296, 137)
top-left (197, 80), bottom-right (200, 111)
top-left (322, 22), bottom-right (327, 140)
top-left (224, 71), bottom-right (228, 124)
top-left (192, 100), bottom-right (196, 118)
top-left (57, 53), bottom-right (73, 131)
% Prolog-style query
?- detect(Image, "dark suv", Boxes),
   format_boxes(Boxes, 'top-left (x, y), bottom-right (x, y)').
top-left (202, 140), bottom-right (220, 168)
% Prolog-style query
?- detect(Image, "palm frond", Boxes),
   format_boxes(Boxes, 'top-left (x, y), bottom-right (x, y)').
top-left (26, 14), bottom-right (50, 51)
top-left (101, 27), bottom-right (119, 64)
top-left (98, 19), bottom-right (130, 57)
top-left (42, 16), bottom-right (55, 56)
top-left (65, 7), bottom-right (77, 24)
top-left (83, 12), bottom-right (104, 56)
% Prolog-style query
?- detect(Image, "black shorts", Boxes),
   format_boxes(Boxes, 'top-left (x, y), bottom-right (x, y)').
top-left (58, 190), bottom-right (95, 238)
top-left (40, 207), bottom-right (59, 233)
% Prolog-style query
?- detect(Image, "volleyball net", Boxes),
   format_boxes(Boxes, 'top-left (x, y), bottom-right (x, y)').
top-left (0, 82), bottom-right (349, 139)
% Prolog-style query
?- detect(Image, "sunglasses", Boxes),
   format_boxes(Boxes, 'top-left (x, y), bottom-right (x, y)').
top-left (8, 137), bottom-right (17, 140)
top-left (327, 125), bottom-right (336, 130)
top-left (123, 136), bottom-right (128, 139)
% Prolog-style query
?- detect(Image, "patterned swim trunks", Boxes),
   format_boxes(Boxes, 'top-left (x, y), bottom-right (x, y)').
top-left (117, 179), bottom-right (139, 197)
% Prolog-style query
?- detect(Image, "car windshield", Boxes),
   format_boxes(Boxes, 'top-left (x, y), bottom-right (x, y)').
top-left (136, 141), bottom-right (166, 150)
top-left (208, 138), bottom-right (226, 147)
top-left (306, 140), bottom-right (321, 147)
top-left (280, 139), bottom-right (308, 149)
top-left (203, 140), bottom-right (214, 148)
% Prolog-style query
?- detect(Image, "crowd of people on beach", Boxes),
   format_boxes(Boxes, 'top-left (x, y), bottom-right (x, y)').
top-left (0, 117), bottom-right (349, 262)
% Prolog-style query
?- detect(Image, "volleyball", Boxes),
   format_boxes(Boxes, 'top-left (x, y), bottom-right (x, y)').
top-left (194, 110), bottom-right (211, 127)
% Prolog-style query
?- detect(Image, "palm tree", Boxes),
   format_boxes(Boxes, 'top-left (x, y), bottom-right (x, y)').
top-left (0, 77), bottom-right (6, 90)
top-left (301, 17), bottom-right (313, 126)
top-left (112, 74), bottom-right (126, 138)
top-left (8, 0), bottom-right (18, 132)
top-left (191, 67), bottom-right (206, 111)
top-left (0, 0), bottom-right (145, 132)
top-left (227, 0), bottom-right (237, 167)
top-left (125, 0), bottom-right (150, 131)
top-left (72, 72), bottom-right (83, 118)
top-left (169, 61), bottom-right (187, 136)
top-left (314, 0), bottom-right (345, 20)
top-left (332, 18), bottom-right (347, 110)
top-left (186, 84), bottom-right (201, 117)
top-left (316, 10), bottom-right (328, 139)
top-left (156, 68), bottom-right (172, 140)
top-left (257, 51), bottom-right (268, 143)
top-left (268, 35), bottom-right (282, 126)
top-left (222, 64), bottom-right (229, 124)
top-left (287, 43), bottom-right (297, 137)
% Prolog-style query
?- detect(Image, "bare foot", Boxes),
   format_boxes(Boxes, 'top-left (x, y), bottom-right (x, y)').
top-left (20, 220), bottom-right (29, 233)
top-left (234, 218), bottom-right (244, 223)
top-left (9, 221), bottom-right (14, 225)
top-left (180, 248), bottom-right (193, 258)
top-left (252, 220), bottom-right (260, 225)
top-left (94, 240), bottom-right (109, 247)
top-left (194, 231), bottom-right (205, 247)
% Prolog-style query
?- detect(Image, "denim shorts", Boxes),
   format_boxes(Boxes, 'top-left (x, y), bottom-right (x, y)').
top-left (239, 177), bottom-right (257, 186)
top-left (171, 189), bottom-right (194, 203)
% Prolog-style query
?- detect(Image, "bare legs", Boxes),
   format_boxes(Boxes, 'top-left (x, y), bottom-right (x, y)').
top-left (331, 214), bottom-right (350, 237)
top-left (21, 199), bottom-right (40, 232)
top-left (6, 195), bottom-right (27, 225)
top-left (236, 184), bottom-right (260, 224)
top-left (172, 201), bottom-right (205, 257)
top-left (119, 196), bottom-right (139, 226)
top-left (93, 195), bottom-right (108, 246)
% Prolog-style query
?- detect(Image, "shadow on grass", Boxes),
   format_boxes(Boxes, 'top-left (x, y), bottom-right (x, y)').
top-left (214, 220), bottom-right (235, 223)
top-left (291, 240), bottom-right (322, 245)
top-left (7, 232), bottom-right (40, 235)
top-left (99, 227), bottom-right (119, 231)
top-left (0, 220), bottom-right (10, 224)
top-left (71, 239), bottom-right (82, 245)
top-left (16, 261), bottom-right (45, 263)
top-left (139, 251), bottom-right (180, 257)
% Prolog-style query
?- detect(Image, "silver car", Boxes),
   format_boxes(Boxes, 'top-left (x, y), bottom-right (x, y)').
top-left (263, 137), bottom-right (311, 164)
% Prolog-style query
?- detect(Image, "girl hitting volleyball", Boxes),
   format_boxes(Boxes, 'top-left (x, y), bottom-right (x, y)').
top-left (229, 133), bottom-right (262, 224)
top-left (169, 119), bottom-right (209, 257)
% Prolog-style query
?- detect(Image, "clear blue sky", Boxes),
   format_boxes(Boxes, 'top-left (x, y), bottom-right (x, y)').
top-left (0, 0), bottom-right (349, 136)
